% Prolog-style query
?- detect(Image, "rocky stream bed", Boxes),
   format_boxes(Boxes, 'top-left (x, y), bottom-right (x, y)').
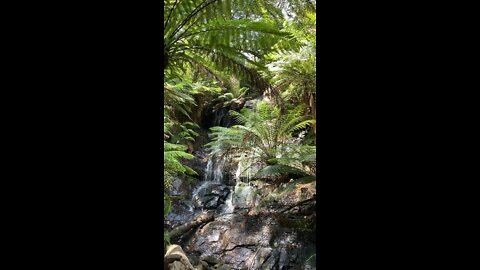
top-left (165, 145), bottom-right (316, 270)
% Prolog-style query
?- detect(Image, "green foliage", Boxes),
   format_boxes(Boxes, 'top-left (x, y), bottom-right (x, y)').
top-left (164, 142), bottom-right (196, 178)
top-left (255, 164), bottom-right (307, 178)
top-left (164, 74), bottom-right (222, 120)
top-left (164, 193), bottom-right (172, 219)
top-left (206, 102), bottom-right (315, 180)
top-left (164, 0), bottom-right (299, 91)
top-left (164, 191), bottom-right (172, 247)
top-left (164, 70), bottom-right (222, 147)
top-left (163, 117), bottom-right (198, 248)
top-left (164, 114), bottom-right (198, 224)
top-left (261, 8), bottom-right (317, 137)
top-left (164, 231), bottom-right (170, 247)
top-left (168, 121), bottom-right (200, 144)
top-left (162, 1), bottom-right (317, 243)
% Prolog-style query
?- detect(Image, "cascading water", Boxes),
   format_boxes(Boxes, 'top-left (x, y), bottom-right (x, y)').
top-left (211, 107), bottom-right (233, 128)
top-left (218, 189), bottom-right (234, 214)
top-left (167, 97), bottom-right (317, 269)
top-left (191, 153), bottom-right (231, 214)
top-left (213, 155), bottom-right (226, 182)
top-left (204, 158), bottom-right (213, 181)
top-left (235, 161), bottom-right (242, 180)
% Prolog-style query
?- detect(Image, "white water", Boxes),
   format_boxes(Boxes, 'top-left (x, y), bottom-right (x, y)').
top-left (192, 157), bottom-right (215, 205)
top-left (204, 158), bottom-right (213, 181)
top-left (213, 155), bottom-right (225, 182)
top-left (192, 154), bottom-right (228, 212)
top-left (235, 160), bottom-right (242, 179)
top-left (192, 181), bottom-right (212, 200)
top-left (218, 188), bottom-right (234, 214)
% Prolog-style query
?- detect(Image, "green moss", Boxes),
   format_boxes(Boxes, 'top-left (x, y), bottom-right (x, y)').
top-left (203, 255), bottom-right (221, 265)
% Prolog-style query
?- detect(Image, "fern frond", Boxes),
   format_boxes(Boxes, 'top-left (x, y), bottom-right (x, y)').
top-left (255, 164), bottom-right (308, 178)
top-left (290, 119), bottom-right (316, 133)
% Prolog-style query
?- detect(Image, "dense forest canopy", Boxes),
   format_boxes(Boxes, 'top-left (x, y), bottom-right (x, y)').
top-left (163, 1), bottom-right (316, 267)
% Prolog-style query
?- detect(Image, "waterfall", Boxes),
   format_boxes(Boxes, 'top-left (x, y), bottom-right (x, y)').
top-left (213, 155), bottom-right (226, 182)
top-left (204, 158), bottom-right (213, 181)
top-left (235, 161), bottom-right (242, 180)
top-left (218, 188), bottom-right (234, 214)
top-left (212, 107), bottom-right (233, 128)
top-left (192, 154), bottom-right (227, 209)
top-left (203, 155), bottom-right (226, 183)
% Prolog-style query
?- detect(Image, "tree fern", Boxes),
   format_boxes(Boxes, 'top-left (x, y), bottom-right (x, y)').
top-left (255, 164), bottom-right (307, 178)
top-left (207, 101), bottom-right (315, 180)
top-left (263, 9), bottom-right (317, 137)
top-left (164, 0), bottom-right (298, 91)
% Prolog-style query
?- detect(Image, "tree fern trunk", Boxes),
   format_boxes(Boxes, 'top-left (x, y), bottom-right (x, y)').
top-left (309, 93), bottom-right (316, 129)
top-left (164, 51), bottom-right (169, 70)
top-left (191, 94), bottom-right (204, 126)
top-left (309, 92), bottom-right (316, 143)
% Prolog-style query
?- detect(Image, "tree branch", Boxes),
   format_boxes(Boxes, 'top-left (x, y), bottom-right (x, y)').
top-left (279, 196), bottom-right (315, 214)
top-left (168, 212), bottom-right (215, 240)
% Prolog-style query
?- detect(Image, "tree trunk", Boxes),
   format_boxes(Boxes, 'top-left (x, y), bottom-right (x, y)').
top-left (268, 86), bottom-right (286, 114)
top-left (191, 94), bottom-right (204, 126)
top-left (168, 213), bottom-right (214, 240)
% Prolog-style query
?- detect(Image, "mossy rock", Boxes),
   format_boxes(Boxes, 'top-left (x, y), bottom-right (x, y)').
top-left (195, 260), bottom-right (209, 270)
top-left (202, 256), bottom-right (221, 265)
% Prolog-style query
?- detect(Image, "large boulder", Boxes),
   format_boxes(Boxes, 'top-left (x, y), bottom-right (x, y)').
top-left (232, 183), bottom-right (254, 209)
top-left (164, 245), bottom-right (196, 270)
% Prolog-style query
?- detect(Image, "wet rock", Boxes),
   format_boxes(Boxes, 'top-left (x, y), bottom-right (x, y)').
top-left (226, 176), bottom-right (236, 186)
top-left (182, 153), bottom-right (208, 180)
top-left (194, 237), bottom-right (205, 248)
top-left (250, 247), bottom-right (272, 269)
top-left (260, 249), bottom-right (279, 270)
top-left (202, 255), bottom-right (221, 265)
top-left (183, 210), bottom-right (316, 270)
top-left (193, 182), bottom-right (230, 210)
top-left (204, 197), bottom-right (219, 209)
top-left (171, 178), bottom-right (184, 196)
top-left (206, 230), bottom-right (221, 242)
top-left (176, 166), bottom-right (317, 270)
top-left (167, 199), bottom-right (196, 228)
top-left (277, 248), bottom-right (286, 269)
top-left (223, 246), bottom-right (254, 269)
top-left (210, 187), bottom-right (229, 200)
top-left (232, 183), bottom-right (254, 209)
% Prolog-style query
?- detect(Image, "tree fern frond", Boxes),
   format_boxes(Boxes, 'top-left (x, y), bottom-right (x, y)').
top-left (228, 110), bottom-right (248, 125)
top-left (290, 119), bottom-right (316, 133)
top-left (164, 150), bottom-right (194, 160)
top-left (255, 164), bottom-right (308, 178)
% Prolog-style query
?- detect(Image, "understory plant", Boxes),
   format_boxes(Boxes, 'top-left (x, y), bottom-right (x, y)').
top-left (206, 100), bottom-right (315, 181)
